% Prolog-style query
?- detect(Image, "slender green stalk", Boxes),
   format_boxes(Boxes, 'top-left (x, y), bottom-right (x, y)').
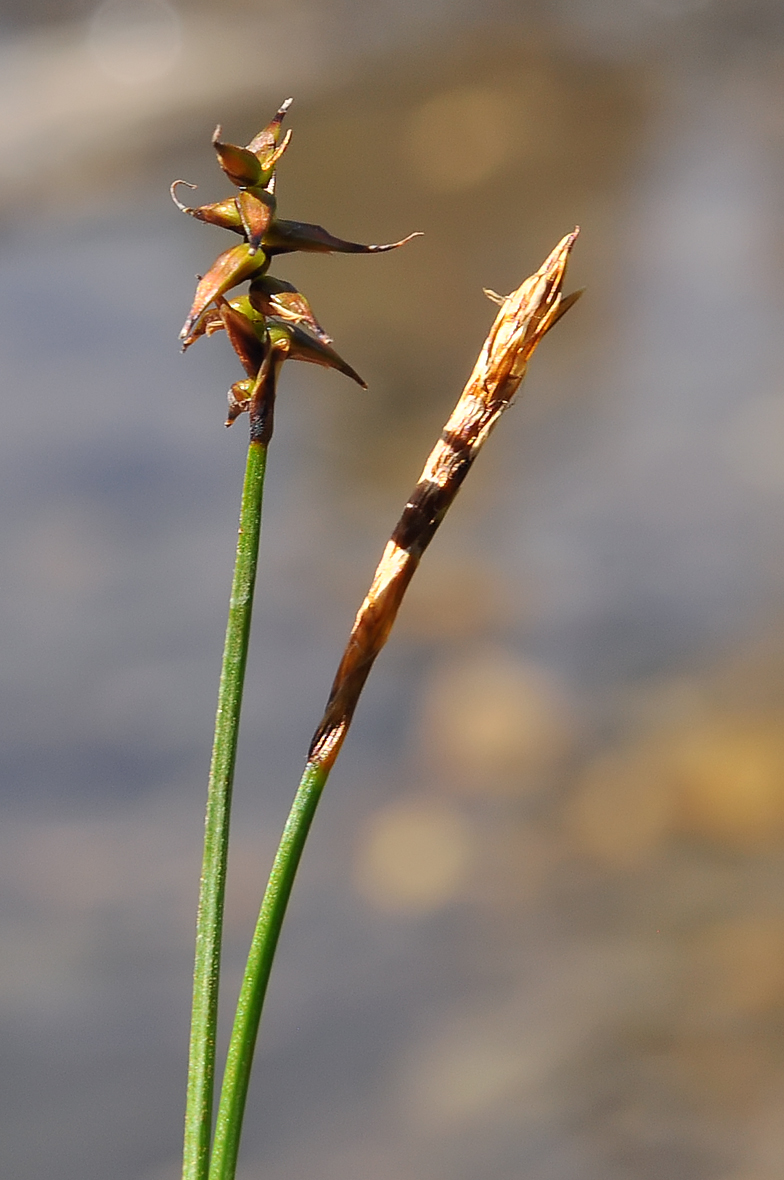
top-left (183, 439), bottom-right (269, 1180)
top-left (208, 759), bottom-right (328, 1180)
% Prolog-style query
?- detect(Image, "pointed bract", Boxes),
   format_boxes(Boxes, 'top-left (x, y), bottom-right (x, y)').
top-left (218, 298), bottom-right (267, 377)
top-left (249, 276), bottom-right (332, 343)
top-left (237, 189), bottom-right (275, 253)
top-left (255, 129), bottom-right (292, 181)
top-left (263, 219), bottom-right (422, 256)
top-left (212, 126), bottom-right (263, 188)
top-left (180, 244), bottom-right (270, 343)
top-left (267, 319), bottom-right (367, 388)
top-left (483, 228), bottom-right (581, 378)
top-left (246, 98), bottom-right (293, 158)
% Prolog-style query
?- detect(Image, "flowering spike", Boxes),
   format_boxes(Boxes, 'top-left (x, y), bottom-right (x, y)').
top-left (249, 276), bottom-right (332, 343)
top-left (237, 190), bottom-right (275, 253)
top-left (263, 220), bottom-right (422, 256)
top-left (180, 243), bottom-right (269, 342)
top-left (175, 97), bottom-right (418, 425)
top-left (212, 126), bottom-right (263, 188)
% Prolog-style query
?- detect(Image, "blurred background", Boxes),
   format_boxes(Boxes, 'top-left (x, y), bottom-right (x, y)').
top-left (1, 1), bottom-right (784, 1177)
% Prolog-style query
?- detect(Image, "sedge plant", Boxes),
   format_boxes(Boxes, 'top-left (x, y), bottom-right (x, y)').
top-left (175, 98), bottom-right (581, 1180)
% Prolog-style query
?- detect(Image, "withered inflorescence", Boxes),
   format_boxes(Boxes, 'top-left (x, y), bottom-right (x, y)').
top-left (173, 99), bottom-right (418, 440)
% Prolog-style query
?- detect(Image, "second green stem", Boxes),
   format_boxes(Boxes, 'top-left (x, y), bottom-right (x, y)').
top-left (208, 759), bottom-right (329, 1180)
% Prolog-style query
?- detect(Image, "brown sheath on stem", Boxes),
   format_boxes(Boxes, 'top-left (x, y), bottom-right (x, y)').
top-left (308, 229), bottom-right (582, 771)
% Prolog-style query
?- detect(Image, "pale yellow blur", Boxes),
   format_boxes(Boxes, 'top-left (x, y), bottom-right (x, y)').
top-left (404, 85), bottom-right (515, 192)
top-left (353, 798), bottom-right (472, 914)
top-left (420, 648), bottom-right (573, 795)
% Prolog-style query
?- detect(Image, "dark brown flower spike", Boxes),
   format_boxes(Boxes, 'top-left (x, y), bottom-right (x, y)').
top-left (176, 97), bottom-right (417, 427)
top-left (308, 230), bottom-right (580, 770)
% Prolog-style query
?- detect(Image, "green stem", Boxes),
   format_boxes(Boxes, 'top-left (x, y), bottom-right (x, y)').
top-left (183, 439), bottom-right (269, 1180)
top-left (208, 759), bottom-right (330, 1180)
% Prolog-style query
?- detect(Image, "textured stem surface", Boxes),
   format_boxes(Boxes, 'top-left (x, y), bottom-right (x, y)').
top-left (207, 231), bottom-right (580, 1180)
top-left (183, 439), bottom-right (268, 1180)
top-left (209, 760), bottom-right (328, 1180)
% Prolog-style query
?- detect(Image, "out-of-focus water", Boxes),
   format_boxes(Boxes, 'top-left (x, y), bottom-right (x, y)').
top-left (2, 3), bottom-right (784, 1178)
